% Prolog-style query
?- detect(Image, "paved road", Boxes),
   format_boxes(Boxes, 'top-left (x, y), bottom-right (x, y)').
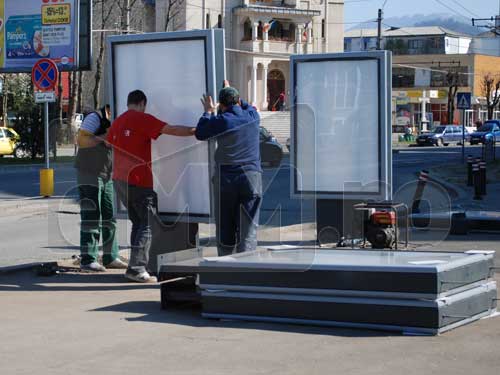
top-left (0, 145), bottom-right (485, 199)
top-left (0, 145), bottom-right (494, 267)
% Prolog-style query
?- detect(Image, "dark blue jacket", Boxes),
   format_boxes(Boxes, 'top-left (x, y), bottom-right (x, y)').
top-left (195, 100), bottom-right (261, 173)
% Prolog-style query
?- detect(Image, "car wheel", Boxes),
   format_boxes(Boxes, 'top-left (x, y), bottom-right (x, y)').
top-left (443, 143), bottom-right (449, 146)
top-left (14, 147), bottom-right (28, 159)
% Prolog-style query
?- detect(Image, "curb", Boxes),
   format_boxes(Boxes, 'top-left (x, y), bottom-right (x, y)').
top-left (0, 262), bottom-right (53, 275)
top-left (410, 211), bottom-right (500, 233)
top-left (0, 197), bottom-right (79, 216)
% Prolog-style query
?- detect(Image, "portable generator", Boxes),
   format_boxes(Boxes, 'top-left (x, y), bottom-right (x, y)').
top-left (365, 210), bottom-right (397, 249)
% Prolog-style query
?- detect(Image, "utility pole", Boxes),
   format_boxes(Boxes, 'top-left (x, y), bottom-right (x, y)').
top-left (471, 15), bottom-right (500, 36)
top-left (377, 9), bottom-right (383, 50)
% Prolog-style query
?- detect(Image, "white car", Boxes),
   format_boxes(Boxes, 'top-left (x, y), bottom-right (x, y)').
top-left (72, 113), bottom-right (84, 131)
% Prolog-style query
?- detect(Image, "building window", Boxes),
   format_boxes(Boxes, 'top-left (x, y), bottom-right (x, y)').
top-left (431, 67), bottom-right (469, 88)
top-left (206, 13), bottom-right (211, 29)
top-left (243, 19), bottom-right (252, 41)
top-left (321, 19), bottom-right (325, 38)
top-left (218, 14), bottom-right (222, 28)
top-left (286, 23), bottom-right (295, 42)
top-left (258, 21), bottom-right (263, 40)
top-left (430, 37), bottom-right (444, 50)
top-left (393, 67), bottom-right (415, 88)
top-left (385, 38), bottom-right (409, 55)
top-left (408, 39), bottom-right (425, 50)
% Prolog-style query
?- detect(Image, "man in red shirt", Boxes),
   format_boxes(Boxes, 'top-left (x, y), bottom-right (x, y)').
top-left (107, 90), bottom-right (195, 283)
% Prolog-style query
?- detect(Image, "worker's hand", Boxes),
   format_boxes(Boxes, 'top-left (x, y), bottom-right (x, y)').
top-left (201, 94), bottom-right (217, 114)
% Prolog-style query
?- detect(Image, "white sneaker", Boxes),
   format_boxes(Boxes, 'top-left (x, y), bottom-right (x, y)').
top-left (81, 262), bottom-right (106, 272)
top-left (105, 258), bottom-right (128, 269)
top-left (125, 271), bottom-right (158, 283)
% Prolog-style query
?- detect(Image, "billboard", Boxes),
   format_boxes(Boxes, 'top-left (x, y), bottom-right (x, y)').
top-left (290, 51), bottom-right (392, 201)
top-left (0, 0), bottom-right (91, 72)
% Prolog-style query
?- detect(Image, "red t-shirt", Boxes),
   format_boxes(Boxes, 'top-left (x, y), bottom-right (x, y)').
top-left (107, 110), bottom-right (165, 188)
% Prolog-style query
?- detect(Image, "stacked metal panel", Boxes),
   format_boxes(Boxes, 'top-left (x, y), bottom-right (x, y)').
top-left (160, 249), bottom-right (497, 335)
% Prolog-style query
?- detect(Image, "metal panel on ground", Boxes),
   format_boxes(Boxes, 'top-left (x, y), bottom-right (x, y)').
top-left (191, 249), bottom-right (495, 299)
top-left (201, 282), bottom-right (497, 335)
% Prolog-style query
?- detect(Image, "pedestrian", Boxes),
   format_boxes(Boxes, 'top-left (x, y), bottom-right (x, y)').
top-left (195, 83), bottom-right (262, 256)
top-left (75, 105), bottom-right (127, 272)
top-left (106, 90), bottom-right (196, 283)
top-left (278, 91), bottom-right (286, 111)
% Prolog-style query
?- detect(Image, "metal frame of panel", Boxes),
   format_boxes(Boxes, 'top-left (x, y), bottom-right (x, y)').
top-left (159, 249), bottom-right (495, 299)
top-left (290, 51), bottom-right (392, 201)
top-left (201, 282), bottom-right (497, 335)
top-left (107, 29), bottom-right (224, 223)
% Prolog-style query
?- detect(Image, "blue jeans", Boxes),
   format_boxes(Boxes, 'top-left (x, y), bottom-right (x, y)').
top-left (213, 171), bottom-right (263, 256)
top-left (114, 180), bottom-right (157, 274)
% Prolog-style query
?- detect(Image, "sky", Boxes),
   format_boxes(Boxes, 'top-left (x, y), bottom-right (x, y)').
top-left (344, 0), bottom-right (500, 24)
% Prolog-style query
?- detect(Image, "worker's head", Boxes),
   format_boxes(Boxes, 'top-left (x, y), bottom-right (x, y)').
top-left (218, 86), bottom-right (240, 112)
top-left (127, 90), bottom-right (148, 112)
top-left (102, 104), bottom-right (111, 120)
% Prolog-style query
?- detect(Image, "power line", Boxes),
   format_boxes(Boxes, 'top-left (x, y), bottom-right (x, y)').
top-left (449, 0), bottom-right (480, 18)
top-left (433, 0), bottom-right (470, 20)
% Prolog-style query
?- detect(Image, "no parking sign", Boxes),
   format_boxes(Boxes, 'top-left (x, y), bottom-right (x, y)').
top-left (31, 58), bottom-right (59, 92)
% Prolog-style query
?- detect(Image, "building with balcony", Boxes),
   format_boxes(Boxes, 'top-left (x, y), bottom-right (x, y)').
top-left (344, 26), bottom-right (472, 55)
top-left (155, 0), bottom-right (345, 110)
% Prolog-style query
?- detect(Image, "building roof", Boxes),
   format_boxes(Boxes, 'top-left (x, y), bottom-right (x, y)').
top-left (345, 26), bottom-right (473, 39)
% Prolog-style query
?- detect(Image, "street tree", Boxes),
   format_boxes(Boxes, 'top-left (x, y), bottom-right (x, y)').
top-left (161, 0), bottom-right (185, 31)
top-left (8, 74), bottom-right (45, 159)
top-left (481, 73), bottom-right (500, 120)
top-left (116, 0), bottom-right (141, 33)
top-left (92, 0), bottom-right (117, 109)
top-left (446, 70), bottom-right (460, 124)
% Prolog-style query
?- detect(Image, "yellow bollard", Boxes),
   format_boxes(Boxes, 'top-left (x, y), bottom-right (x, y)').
top-left (40, 169), bottom-right (54, 197)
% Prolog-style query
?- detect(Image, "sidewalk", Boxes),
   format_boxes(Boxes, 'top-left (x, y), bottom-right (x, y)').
top-left (1, 251), bottom-right (499, 375)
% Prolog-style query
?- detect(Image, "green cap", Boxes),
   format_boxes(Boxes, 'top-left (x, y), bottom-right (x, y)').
top-left (218, 87), bottom-right (240, 106)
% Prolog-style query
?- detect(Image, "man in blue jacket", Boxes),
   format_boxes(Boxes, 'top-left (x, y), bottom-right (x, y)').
top-left (196, 85), bottom-right (262, 256)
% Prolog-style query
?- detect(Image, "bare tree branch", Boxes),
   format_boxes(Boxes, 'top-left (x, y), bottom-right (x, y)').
top-left (482, 73), bottom-right (500, 120)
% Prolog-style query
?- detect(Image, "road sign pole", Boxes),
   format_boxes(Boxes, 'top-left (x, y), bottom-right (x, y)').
top-left (40, 101), bottom-right (54, 198)
top-left (44, 102), bottom-right (50, 169)
top-left (462, 110), bottom-right (465, 164)
top-left (33, 58), bottom-right (58, 198)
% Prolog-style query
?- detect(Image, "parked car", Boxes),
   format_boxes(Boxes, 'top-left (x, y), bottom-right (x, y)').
top-left (416, 125), bottom-right (468, 146)
top-left (260, 126), bottom-right (283, 167)
top-left (469, 120), bottom-right (500, 145)
top-left (0, 127), bottom-right (24, 158)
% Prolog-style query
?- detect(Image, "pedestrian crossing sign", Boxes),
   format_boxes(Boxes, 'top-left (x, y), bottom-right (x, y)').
top-left (457, 92), bottom-right (471, 110)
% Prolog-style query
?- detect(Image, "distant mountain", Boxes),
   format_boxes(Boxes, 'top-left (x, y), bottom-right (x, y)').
top-left (347, 13), bottom-right (482, 35)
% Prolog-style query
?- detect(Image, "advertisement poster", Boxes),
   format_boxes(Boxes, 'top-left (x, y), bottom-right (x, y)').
top-left (0, 0), bottom-right (78, 71)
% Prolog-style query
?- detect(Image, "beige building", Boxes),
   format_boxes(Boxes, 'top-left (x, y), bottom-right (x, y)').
top-left (155, 0), bottom-right (345, 111)
top-left (391, 53), bottom-right (500, 131)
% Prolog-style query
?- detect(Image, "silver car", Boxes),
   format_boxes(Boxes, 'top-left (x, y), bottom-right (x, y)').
top-left (416, 125), bottom-right (468, 147)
